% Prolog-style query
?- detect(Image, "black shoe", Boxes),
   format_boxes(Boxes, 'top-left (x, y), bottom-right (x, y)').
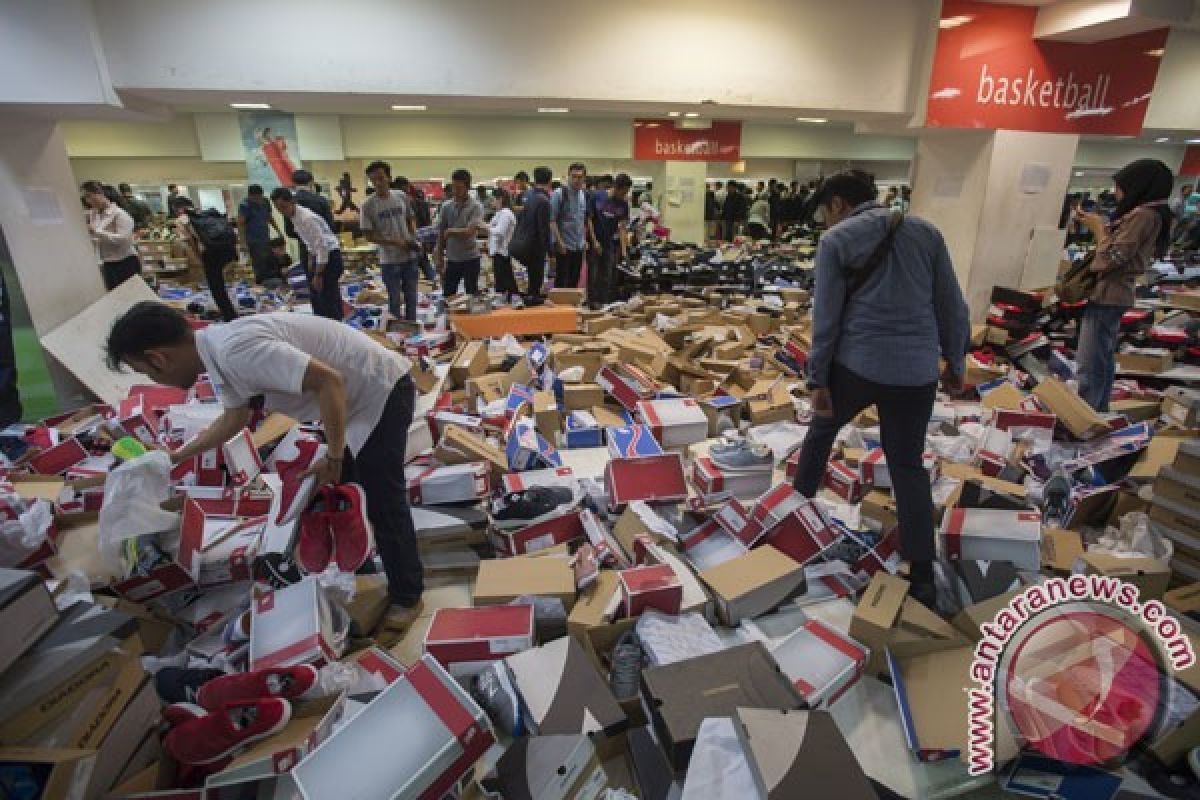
top-left (491, 486), bottom-right (574, 529)
top-left (909, 579), bottom-right (939, 613)
top-left (154, 667), bottom-right (224, 706)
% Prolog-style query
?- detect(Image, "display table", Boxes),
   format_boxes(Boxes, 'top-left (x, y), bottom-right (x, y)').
top-left (450, 306), bottom-right (578, 338)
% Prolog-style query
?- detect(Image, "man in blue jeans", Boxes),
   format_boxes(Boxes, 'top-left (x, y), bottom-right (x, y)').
top-left (361, 161), bottom-right (420, 322)
top-left (435, 169), bottom-right (485, 296)
top-left (793, 170), bottom-right (969, 609)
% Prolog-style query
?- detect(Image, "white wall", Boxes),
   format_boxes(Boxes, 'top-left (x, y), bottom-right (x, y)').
top-left (94, 0), bottom-right (938, 115)
top-left (1074, 139), bottom-right (1186, 171)
top-left (344, 117), bottom-right (632, 160)
top-left (1143, 29), bottom-right (1200, 131)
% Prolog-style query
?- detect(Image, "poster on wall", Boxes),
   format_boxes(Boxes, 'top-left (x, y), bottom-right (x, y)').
top-left (633, 120), bottom-right (742, 162)
top-left (926, 0), bottom-right (1167, 136)
top-left (237, 111), bottom-right (302, 189)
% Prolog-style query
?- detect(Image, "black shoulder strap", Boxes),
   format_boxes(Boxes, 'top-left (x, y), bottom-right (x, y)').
top-left (845, 211), bottom-right (903, 298)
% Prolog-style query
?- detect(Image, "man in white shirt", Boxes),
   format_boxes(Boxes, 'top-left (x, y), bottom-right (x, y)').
top-left (104, 302), bottom-right (425, 624)
top-left (271, 188), bottom-right (343, 320)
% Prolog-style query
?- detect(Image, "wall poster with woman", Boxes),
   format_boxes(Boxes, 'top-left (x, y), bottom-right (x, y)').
top-left (237, 111), bottom-right (302, 190)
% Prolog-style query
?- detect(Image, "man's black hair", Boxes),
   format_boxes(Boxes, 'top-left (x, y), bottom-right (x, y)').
top-left (247, 184), bottom-right (264, 196)
top-left (725, 179), bottom-right (737, 190)
top-left (292, 169), bottom-right (313, 186)
top-left (394, 176), bottom-right (410, 190)
top-left (106, 301), bottom-right (190, 371)
top-left (533, 166), bottom-right (553, 184)
top-left (813, 169), bottom-right (876, 209)
top-left (366, 160), bottom-right (392, 177)
top-left (451, 168), bottom-right (472, 185)
top-left (613, 173), bottom-right (633, 190)
top-left (270, 187), bottom-right (293, 202)
top-left (118, 182), bottom-right (132, 194)
top-left (514, 170), bottom-right (530, 183)
top-left (80, 180), bottom-right (105, 195)
top-left (568, 162), bottom-right (587, 175)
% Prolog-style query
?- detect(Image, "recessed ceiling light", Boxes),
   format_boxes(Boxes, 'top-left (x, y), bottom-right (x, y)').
top-left (538, 107), bottom-right (570, 113)
top-left (667, 111), bottom-right (682, 118)
top-left (939, 15), bottom-right (973, 29)
top-left (1156, 137), bottom-right (1171, 143)
top-left (1189, 138), bottom-right (1200, 144)
top-left (684, 112), bottom-right (700, 118)
top-left (230, 103), bottom-right (271, 110)
top-left (391, 104), bottom-right (427, 111)
top-left (796, 117), bottom-right (828, 124)
top-left (645, 123), bottom-right (660, 128)
top-left (1145, 48), bottom-right (1165, 57)
top-left (1074, 171), bottom-right (1084, 177)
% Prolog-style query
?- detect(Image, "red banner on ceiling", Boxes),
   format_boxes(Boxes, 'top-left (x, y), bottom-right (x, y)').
top-left (926, 0), bottom-right (1167, 136)
top-left (633, 120), bottom-right (742, 162)
top-left (1180, 146), bottom-right (1200, 177)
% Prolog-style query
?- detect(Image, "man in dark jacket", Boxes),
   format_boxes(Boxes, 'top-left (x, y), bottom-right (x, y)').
top-left (721, 180), bottom-right (747, 240)
top-left (510, 166), bottom-right (554, 302)
top-left (285, 169), bottom-right (335, 265)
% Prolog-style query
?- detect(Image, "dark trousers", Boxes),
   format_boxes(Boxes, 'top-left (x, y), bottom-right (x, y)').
top-left (557, 249), bottom-right (584, 289)
top-left (522, 248), bottom-right (547, 298)
top-left (586, 246), bottom-right (619, 308)
top-left (793, 363), bottom-right (937, 563)
top-left (101, 255), bottom-right (142, 291)
top-left (247, 240), bottom-right (279, 286)
top-left (444, 257), bottom-right (481, 295)
top-left (381, 259), bottom-right (418, 322)
top-left (308, 249), bottom-right (344, 320)
top-left (202, 245), bottom-right (238, 322)
top-left (492, 254), bottom-right (517, 295)
top-left (341, 376), bottom-right (423, 606)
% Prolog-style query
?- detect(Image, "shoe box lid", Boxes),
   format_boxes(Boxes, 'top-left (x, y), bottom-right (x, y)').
top-left (606, 425), bottom-right (664, 460)
top-left (749, 484), bottom-right (807, 530)
top-left (504, 635), bottom-right (627, 738)
top-left (473, 557), bottom-right (576, 608)
top-left (618, 564), bottom-right (682, 619)
top-left (763, 506), bottom-right (840, 567)
top-left (698, 544), bottom-right (807, 626)
top-left (425, 605), bottom-right (536, 670)
top-left (692, 457), bottom-right (774, 502)
top-left (502, 466), bottom-right (577, 494)
top-left (641, 641), bottom-right (802, 773)
top-left (251, 576), bottom-right (341, 672)
top-left (221, 427), bottom-right (264, 487)
top-left (635, 398), bottom-right (709, 447)
top-left (604, 453), bottom-right (688, 511)
top-left (596, 364), bottom-right (659, 411)
top-left (733, 709), bottom-right (876, 800)
top-left (712, 497), bottom-right (766, 547)
top-left (769, 619), bottom-right (868, 710)
top-left (405, 461), bottom-right (490, 505)
top-left (493, 510), bottom-right (586, 558)
top-left (288, 655), bottom-right (494, 800)
top-left (939, 508), bottom-right (1042, 571)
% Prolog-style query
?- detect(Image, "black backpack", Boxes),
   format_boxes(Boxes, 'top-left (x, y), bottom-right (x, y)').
top-left (187, 209), bottom-right (237, 249)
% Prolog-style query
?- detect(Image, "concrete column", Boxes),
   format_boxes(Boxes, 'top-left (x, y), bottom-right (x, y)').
top-left (910, 129), bottom-right (1078, 320)
top-left (659, 161), bottom-right (706, 245)
top-left (0, 115), bottom-right (107, 406)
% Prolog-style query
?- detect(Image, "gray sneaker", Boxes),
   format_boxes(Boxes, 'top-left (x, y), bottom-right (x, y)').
top-left (709, 440), bottom-right (774, 472)
top-left (609, 631), bottom-right (643, 700)
top-left (472, 662), bottom-right (523, 736)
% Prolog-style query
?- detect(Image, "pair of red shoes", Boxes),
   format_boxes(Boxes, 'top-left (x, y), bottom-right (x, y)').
top-left (163, 665), bottom-right (318, 766)
top-left (296, 483), bottom-right (374, 574)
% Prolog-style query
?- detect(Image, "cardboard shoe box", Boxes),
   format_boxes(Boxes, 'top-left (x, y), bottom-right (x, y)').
top-left (939, 508), bottom-right (1042, 571)
top-left (769, 619), bottom-right (868, 709)
top-left (504, 635), bottom-right (627, 737)
top-left (474, 556), bottom-right (576, 609)
top-left (1079, 552), bottom-right (1171, 600)
top-left (250, 576), bottom-right (342, 671)
top-left (641, 641), bottom-right (803, 773)
top-left (405, 461), bottom-right (490, 505)
top-left (604, 453), bottom-right (689, 510)
top-left (1163, 387), bottom-right (1200, 430)
top-left (691, 456), bottom-right (773, 501)
top-left (483, 733), bottom-right (611, 800)
top-left (617, 564), bottom-right (682, 618)
top-left (698, 544), bottom-right (806, 626)
top-left (733, 708), bottom-right (876, 800)
top-left (1032, 377), bottom-right (1110, 440)
top-left (636, 398), bottom-right (709, 448)
top-left (0, 748), bottom-right (98, 800)
top-left (0, 568), bottom-right (59, 677)
top-left (424, 604), bottom-right (535, 678)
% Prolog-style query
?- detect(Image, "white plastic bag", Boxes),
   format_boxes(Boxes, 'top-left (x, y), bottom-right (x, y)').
top-left (98, 450), bottom-right (180, 559)
top-left (0, 498), bottom-right (53, 567)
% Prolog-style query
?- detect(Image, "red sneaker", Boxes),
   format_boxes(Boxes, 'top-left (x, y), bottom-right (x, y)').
top-left (163, 701), bottom-right (207, 728)
top-left (164, 699), bottom-right (292, 765)
top-left (274, 438), bottom-right (324, 525)
top-left (327, 483), bottom-right (374, 572)
top-left (196, 665), bottom-right (319, 711)
top-left (296, 488), bottom-right (334, 574)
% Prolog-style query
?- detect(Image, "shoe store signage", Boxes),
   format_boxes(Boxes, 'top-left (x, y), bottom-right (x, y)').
top-left (926, 0), bottom-right (1167, 135)
top-left (633, 120), bottom-right (741, 162)
top-left (1181, 145), bottom-right (1200, 177)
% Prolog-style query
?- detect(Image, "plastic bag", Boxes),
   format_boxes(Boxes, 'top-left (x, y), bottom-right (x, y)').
top-left (0, 498), bottom-right (53, 567)
top-left (680, 717), bottom-right (758, 800)
top-left (98, 450), bottom-right (180, 559)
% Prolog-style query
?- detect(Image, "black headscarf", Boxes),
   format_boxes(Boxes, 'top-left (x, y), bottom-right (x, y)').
top-left (1112, 158), bottom-right (1174, 257)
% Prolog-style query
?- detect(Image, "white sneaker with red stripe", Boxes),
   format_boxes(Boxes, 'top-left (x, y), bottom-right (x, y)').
top-left (273, 437), bottom-right (325, 525)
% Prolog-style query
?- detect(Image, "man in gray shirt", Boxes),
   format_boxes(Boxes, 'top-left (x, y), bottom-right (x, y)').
top-left (361, 161), bottom-right (419, 321)
top-left (550, 162), bottom-right (589, 290)
top-left (435, 168), bottom-right (485, 296)
top-left (794, 170), bottom-right (969, 610)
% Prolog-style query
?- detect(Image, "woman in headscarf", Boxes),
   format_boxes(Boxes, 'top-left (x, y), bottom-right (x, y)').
top-left (1071, 158), bottom-right (1174, 412)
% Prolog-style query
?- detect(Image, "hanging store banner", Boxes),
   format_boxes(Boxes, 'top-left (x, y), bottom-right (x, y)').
top-left (1180, 146), bottom-right (1200, 177)
top-left (237, 111), bottom-right (303, 190)
top-left (633, 120), bottom-right (742, 162)
top-left (926, 0), bottom-right (1167, 136)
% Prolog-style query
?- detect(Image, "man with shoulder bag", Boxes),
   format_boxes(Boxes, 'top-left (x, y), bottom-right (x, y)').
top-left (793, 170), bottom-right (970, 609)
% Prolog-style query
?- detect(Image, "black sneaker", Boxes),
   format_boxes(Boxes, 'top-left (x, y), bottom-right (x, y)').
top-left (155, 667), bottom-right (225, 706)
top-left (491, 486), bottom-right (575, 529)
top-left (472, 662), bottom-right (523, 736)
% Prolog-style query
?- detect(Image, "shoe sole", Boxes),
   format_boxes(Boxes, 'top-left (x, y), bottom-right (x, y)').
top-left (185, 702), bottom-right (294, 765)
top-left (332, 483), bottom-right (375, 572)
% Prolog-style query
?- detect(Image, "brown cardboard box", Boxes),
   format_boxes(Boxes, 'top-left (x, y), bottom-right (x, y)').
top-left (1033, 377), bottom-right (1110, 439)
top-left (347, 574), bottom-right (390, 636)
top-left (554, 349), bottom-right (608, 382)
top-left (0, 748), bottom-right (98, 800)
top-left (1111, 398), bottom-right (1163, 423)
top-left (474, 557), bottom-right (576, 609)
top-left (1041, 528), bottom-right (1084, 572)
top-left (860, 490), bottom-right (898, 530)
top-left (585, 316), bottom-right (622, 335)
top-left (548, 288), bottom-right (586, 306)
top-left (1162, 387), bottom-right (1200, 430)
top-left (952, 590), bottom-right (1021, 641)
top-left (591, 405), bottom-right (629, 429)
top-left (1117, 348), bottom-right (1174, 374)
top-left (698, 545), bottom-right (806, 626)
top-left (563, 384), bottom-right (605, 411)
top-left (1155, 469), bottom-right (1200, 509)
top-left (1080, 552), bottom-right (1171, 600)
top-left (1165, 583), bottom-right (1200, 615)
top-left (434, 426), bottom-right (507, 480)
top-left (568, 571), bottom-right (622, 641)
top-left (981, 383), bottom-right (1026, 411)
top-left (849, 572), bottom-right (909, 667)
top-left (466, 374), bottom-right (507, 407)
top-left (748, 386), bottom-right (795, 425)
top-left (1130, 435), bottom-right (1182, 479)
top-left (448, 341), bottom-right (488, 388)
top-left (533, 391), bottom-right (562, 441)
